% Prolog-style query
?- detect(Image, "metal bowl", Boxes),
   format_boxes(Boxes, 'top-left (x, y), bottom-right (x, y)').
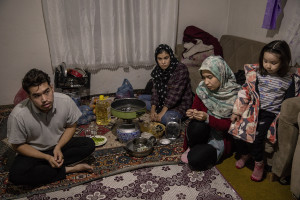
top-left (124, 137), bottom-right (156, 157)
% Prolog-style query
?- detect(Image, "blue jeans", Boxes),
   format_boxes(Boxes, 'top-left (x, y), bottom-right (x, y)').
top-left (138, 95), bottom-right (152, 111)
top-left (138, 95), bottom-right (182, 125)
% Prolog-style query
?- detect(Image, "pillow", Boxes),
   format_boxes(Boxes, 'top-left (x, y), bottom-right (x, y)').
top-left (181, 49), bottom-right (214, 68)
top-left (181, 39), bottom-right (215, 67)
top-left (13, 87), bottom-right (28, 106)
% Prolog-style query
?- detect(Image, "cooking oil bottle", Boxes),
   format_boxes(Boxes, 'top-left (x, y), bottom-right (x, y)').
top-left (96, 95), bottom-right (111, 125)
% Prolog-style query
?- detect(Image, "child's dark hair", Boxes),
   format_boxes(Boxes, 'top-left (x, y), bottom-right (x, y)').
top-left (259, 40), bottom-right (291, 77)
top-left (22, 68), bottom-right (51, 94)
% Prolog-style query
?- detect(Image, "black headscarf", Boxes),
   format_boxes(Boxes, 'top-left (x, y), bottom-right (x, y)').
top-left (151, 44), bottom-right (179, 112)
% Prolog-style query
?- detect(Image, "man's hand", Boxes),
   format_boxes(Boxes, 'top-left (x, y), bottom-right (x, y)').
top-left (46, 154), bottom-right (63, 168)
top-left (12, 143), bottom-right (63, 168)
top-left (53, 146), bottom-right (64, 166)
top-left (231, 113), bottom-right (241, 123)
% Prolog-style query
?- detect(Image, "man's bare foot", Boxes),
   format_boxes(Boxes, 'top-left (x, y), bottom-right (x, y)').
top-left (66, 163), bottom-right (93, 173)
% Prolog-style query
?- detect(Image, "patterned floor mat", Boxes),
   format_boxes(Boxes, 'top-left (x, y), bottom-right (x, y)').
top-left (1, 138), bottom-right (184, 199)
top-left (17, 164), bottom-right (242, 200)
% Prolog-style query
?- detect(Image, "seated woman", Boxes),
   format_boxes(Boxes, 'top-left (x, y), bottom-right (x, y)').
top-left (181, 56), bottom-right (240, 170)
top-left (139, 44), bottom-right (193, 125)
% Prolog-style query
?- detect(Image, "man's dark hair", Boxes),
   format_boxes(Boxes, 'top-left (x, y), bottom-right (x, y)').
top-left (22, 68), bottom-right (51, 94)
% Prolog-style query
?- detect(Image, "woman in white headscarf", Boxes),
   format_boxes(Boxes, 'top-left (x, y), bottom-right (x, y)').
top-left (181, 56), bottom-right (241, 170)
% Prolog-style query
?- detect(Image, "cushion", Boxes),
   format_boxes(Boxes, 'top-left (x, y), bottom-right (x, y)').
top-left (181, 49), bottom-right (215, 68)
top-left (220, 35), bottom-right (266, 73)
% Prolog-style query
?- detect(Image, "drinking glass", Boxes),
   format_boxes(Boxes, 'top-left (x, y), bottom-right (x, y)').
top-left (85, 128), bottom-right (92, 138)
top-left (89, 121), bottom-right (98, 137)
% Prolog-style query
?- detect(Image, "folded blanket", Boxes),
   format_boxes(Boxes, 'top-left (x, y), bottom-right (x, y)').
top-left (183, 39), bottom-right (214, 58)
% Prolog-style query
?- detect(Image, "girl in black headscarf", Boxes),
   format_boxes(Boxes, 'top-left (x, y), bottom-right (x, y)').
top-left (139, 44), bottom-right (193, 125)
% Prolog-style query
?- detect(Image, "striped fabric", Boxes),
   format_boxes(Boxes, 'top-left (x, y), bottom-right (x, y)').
top-left (258, 72), bottom-right (292, 114)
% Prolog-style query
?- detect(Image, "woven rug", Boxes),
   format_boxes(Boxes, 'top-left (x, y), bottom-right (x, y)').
top-left (1, 137), bottom-right (184, 200)
top-left (16, 164), bottom-right (242, 200)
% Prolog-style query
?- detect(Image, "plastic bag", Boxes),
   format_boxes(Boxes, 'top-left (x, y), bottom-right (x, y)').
top-left (77, 105), bottom-right (96, 125)
top-left (115, 79), bottom-right (134, 99)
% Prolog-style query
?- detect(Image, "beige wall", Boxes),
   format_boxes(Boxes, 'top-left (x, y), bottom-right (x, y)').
top-left (227, 0), bottom-right (282, 43)
top-left (177, 0), bottom-right (230, 43)
top-left (0, 0), bottom-right (297, 105)
top-left (0, 0), bottom-right (52, 105)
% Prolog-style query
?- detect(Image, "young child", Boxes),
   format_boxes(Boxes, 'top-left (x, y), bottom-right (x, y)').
top-left (229, 40), bottom-right (300, 182)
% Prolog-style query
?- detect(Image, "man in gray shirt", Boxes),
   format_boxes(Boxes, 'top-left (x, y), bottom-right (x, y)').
top-left (7, 68), bottom-right (95, 185)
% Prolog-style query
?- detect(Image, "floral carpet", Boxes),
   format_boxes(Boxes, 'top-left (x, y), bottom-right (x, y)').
top-left (0, 105), bottom-right (241, 200)
top-left (16, 164), bottom-right (242, 200)
top-left (1, 138), bottom-right (184, 200)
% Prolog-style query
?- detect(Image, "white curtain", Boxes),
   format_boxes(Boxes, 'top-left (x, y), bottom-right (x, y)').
top-left (42, 0), bottom-right (179, 71)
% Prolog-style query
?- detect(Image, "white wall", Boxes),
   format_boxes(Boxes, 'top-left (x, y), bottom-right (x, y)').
top-left (0, 0), bottom-right (52, 105)
top-left (227, 0), bottom-right (281, 43)
top-left (0, 0), bottom-right (297, 105)
top-left (177, 0), bottom-right (230, 43)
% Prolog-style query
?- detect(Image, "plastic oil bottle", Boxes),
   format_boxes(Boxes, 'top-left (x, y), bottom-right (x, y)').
top-left (96, 95), bottom-right (111, 125)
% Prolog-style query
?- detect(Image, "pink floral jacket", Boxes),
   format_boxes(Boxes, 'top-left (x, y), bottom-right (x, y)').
top-left (228, 64), bottom-right (300, 144)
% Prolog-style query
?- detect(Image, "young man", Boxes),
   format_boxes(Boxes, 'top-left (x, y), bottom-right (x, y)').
top-left (7, 68), bottom-right (95, 185)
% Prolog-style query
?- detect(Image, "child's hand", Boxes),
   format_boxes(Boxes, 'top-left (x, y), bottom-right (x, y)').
top-left (231, 114), bottom-right (241, 122)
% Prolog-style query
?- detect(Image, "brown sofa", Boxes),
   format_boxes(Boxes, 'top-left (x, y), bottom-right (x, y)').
top-left (272, 97), bottom-right (300, 198)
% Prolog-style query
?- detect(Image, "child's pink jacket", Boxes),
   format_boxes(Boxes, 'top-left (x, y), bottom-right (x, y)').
top-left (228, 64), bottom-right (300, 144)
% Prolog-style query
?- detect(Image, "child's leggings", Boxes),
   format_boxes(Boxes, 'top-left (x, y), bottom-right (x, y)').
top-left (235, 109), bottom-right (276, 162)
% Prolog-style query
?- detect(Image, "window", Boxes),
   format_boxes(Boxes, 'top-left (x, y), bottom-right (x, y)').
top-left (42, 0), bottom-right (179, 71)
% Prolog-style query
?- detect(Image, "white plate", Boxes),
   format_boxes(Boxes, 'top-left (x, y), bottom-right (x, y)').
top-left (159, 138), bottom-right (171, 145)
top-left (92, 135), bottom-right (107, 147)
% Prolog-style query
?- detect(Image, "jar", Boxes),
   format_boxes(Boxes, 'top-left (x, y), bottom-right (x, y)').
top-left (165, 114), bottom-right (181, 140)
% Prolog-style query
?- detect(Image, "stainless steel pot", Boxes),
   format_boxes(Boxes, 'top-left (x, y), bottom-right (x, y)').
top-left (124, 137), bottom-right (156, 157)
top-left (111, 98), bottom-right (146, 119)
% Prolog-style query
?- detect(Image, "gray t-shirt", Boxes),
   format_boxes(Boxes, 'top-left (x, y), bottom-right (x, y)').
top-left (7, 92), bottom-right (82, 151)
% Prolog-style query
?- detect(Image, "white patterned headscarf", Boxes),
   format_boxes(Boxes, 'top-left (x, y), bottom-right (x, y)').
top-left (196, 56), bottom-right (241, 118)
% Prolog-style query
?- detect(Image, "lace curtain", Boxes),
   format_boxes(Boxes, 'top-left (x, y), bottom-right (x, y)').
top-left (42, 0), bottom-right (179, 71)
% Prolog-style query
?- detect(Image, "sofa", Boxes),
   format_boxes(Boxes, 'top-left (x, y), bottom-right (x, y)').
top-left (271, 97), bottom-right (300, 198)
